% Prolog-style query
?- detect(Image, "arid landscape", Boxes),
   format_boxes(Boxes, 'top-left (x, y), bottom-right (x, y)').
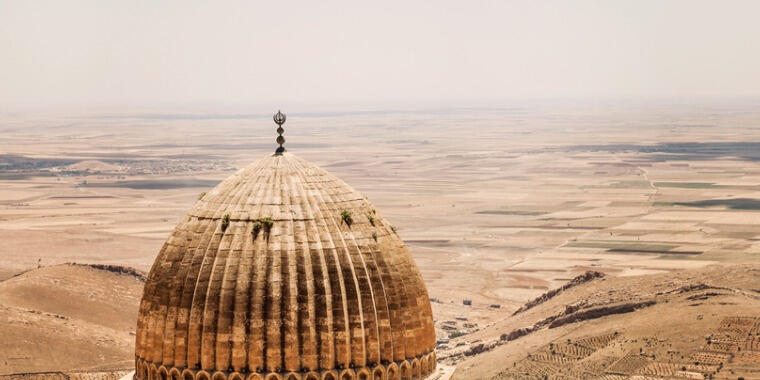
top-left (4, 0), bottom-right (760, 378)
top-left (1, 105), bottom-right (760, 379)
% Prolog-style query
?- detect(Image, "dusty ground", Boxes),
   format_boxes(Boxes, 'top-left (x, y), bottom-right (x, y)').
top-left (447, 265), bottom-right (760, 380)
top-left (1, 105), bottom-right (760, 376)
top-left (0, 264), bottom-right (143, 374)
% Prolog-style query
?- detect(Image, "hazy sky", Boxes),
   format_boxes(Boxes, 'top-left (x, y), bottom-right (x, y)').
top-left (1, 1), bottom-right (760, 110)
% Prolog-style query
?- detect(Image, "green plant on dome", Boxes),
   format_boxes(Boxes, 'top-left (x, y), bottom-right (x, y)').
top-left (221, 213), bottom-right (231, 232)
top-left (252, 217), bottom-right (274, 237)
top-left (258, 217), bottom-right (274, 229)
top-left (340, 209), bottom-right (353, 226)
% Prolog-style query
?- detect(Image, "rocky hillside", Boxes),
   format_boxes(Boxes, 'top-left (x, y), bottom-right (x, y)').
top-left (443, 265), bottom-right (760, 380)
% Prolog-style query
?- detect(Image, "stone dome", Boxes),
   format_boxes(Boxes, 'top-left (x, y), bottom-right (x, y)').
top-left (135, 153), bottom-right (436, 380)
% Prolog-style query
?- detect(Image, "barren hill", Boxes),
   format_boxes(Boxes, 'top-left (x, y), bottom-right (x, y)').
top-left (0, 264), bottom-right (144, 375)
top-left (444, 265), bottom-right (760, 380)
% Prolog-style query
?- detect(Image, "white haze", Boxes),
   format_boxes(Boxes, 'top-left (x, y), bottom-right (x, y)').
top-left (1, 0), bottom-right (760, 111)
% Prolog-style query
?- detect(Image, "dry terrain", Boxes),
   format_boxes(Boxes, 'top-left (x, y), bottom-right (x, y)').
top-left (0, 264), bottom-right (142, 375)
top-left (1, 105), bottom-right (760, 377)
top-left (446, 265), bottom-right (760, 380)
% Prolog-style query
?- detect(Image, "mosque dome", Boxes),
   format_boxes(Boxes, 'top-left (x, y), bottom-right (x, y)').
top-left (134, 131), bottom-right (436, 380)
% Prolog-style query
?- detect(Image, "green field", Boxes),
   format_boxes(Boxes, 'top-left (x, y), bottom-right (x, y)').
top-left (565, 240), bottom-right (678, 252)
top-left (656, 198), bottom-right (760, 210)
top-left (654, 182), bottom-right (719, 189)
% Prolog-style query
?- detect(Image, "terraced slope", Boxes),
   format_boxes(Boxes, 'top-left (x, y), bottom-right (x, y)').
top-left (445, 265), bottom-right (760, 380)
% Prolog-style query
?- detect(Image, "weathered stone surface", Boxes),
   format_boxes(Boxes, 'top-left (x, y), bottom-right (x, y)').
top-left (135, 153), bottom-right (436, 380)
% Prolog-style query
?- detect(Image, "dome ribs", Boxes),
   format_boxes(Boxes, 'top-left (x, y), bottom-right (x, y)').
top-left (148, 245), bottom-right (171, 362)
top-left (217, 160), bottom-right (267, 372)
top-left (217, 163), bottom-right (270, 372)
top-left (188, 163), bottom-right (256, 370)
top-left (159, 221), bottom-right (201, 366)
top-left (308, 169), bottom-right (366, 369)
top-left (279, 170), bottom-right (301, 373)
top-left (366, 227), bottom-right (408, 362)
top-left (280, 157), bottom-right (354, 371)
top-left (247, 161), bottom-right (279, 372)
top-left (302, 191), bottom-right (335, 370)
top-left (344, 229), bottom-right (381, 368)
top-left (213, 219), bottom-right (244, 371)
top-left (291, 155), bottom-right (397, 365)
top-left (146, 234), bottom-right (184, 363)
top-left (365, 213), bottom-right (399, 363)
top-left (354, 224), bottom-right (392, 364)
top-left (264, 159), bottom-right (285, 372)
top-left (185, 219), bottom-right (220, 368)
top-left (246, 215), bottom-right (269, 372)
top-left (316, 197), bottom-right (351, 369)
top-left (345, 212), bottom-right (383, 367)
top-left (389, 229), bottom-right (425, 359)
top-left (135, 153), bottom-right (436, 379)
top-left (229, 217), bottom-right (255, 372)
top-left (287, 171), bottom-right (319, 371)
top-left (136, 241), bottom-right (167, 361)
top-left (263, 227), bottom-right (282, 373)
top-left (174, 218), bottom-right (218, 368)
top-left (230, 167), bottom-right (269, 372)
top-left (391, 241), bottom-right (426, 358)
top-left (365, 239), bottom-right (395, 363)
top-left (200, 161), bottom-right (253, 371)
top-left (410, 251), bottom-right (436, 353)
top-left (289, 158), bottom-right (344, 370)
top-left (317, 171), bottom-right (379, 368)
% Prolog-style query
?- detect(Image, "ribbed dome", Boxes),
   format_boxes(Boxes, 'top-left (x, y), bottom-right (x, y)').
top-left (135, 153), bottom-right (436, 380)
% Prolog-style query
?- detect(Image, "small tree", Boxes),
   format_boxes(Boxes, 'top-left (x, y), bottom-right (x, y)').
top-left (252, 220), bottom-right (262, 235)
top-left (221, 213), bottom-right (231, 232)
top-left (259, 217), bottom-right (274, 230)
top-left (340, 210), bottom-right (353, 226)
top-left (252, 217), bottom-right (274, 237)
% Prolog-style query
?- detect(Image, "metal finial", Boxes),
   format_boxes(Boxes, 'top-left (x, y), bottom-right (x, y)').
top-left (274, 110), bottom-right (286, 154)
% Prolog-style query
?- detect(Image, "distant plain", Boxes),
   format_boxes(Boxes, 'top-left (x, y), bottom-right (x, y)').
top-left (1, 104), bottom-right (760, 374)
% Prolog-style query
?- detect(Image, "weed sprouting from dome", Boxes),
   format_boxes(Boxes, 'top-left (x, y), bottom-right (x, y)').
top-left (341, 209), bottom-right (353, 226)
top-left (221, 213), bottom-right (230, 232)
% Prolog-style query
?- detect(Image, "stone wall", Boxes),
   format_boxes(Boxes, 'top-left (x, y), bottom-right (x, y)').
top-left (135, 352), bottom-right (436, 380)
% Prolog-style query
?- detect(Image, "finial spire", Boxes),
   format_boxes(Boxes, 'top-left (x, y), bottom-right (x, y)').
top-left (273, 110), bottom-right (286, 154)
